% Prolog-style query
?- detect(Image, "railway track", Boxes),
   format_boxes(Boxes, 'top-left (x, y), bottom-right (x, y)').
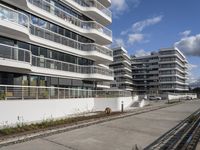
top-left (144, 108), bottom-right (200, 150)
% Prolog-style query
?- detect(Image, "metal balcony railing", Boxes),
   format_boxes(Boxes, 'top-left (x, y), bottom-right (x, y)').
top-left (72, 0), bottom-right (112, 18)
top-left (0, 4), bottom-right (113, 58)
top-left (0, 43), bottom-right (31, 63)
top-left (0, 43), bottom-right (113, 76)
top-left (0, 85), bottom-right (132, 100)
top-left (32, 55), bottom-right (113, 76)
top-left (28, 0), bottom-right (112, 38)
top-left (30, 24), bottom-right (113, 57)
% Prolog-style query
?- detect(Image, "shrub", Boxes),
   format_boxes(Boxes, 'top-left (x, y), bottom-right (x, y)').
top-left (105, 107), bottom-right (112, 115)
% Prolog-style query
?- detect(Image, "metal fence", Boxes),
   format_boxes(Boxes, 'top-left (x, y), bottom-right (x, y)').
top-left (0, 85), bottom-right (132, 100)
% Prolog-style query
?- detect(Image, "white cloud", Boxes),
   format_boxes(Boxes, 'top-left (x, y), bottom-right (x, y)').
top-left (132, 15), bottom-right (163, 32)
top-left (111, 0), bottom-right (141, 18)
top-left (180, 30), bottom-right (191, 38)
top-left (112, 38), bottom-right (125, 47)
top-left (111, 0), bottom-right (127, 12)
top-left (111, 0), bottom-right (128, 18)
top-left (134, 49), bottom-right (150, 57)
top-left (174, 34), bottom-right (200, 56)
top-left (128, 33), bottom-right (144, 45)
top-left (121, 15), bottom-right (163, 35)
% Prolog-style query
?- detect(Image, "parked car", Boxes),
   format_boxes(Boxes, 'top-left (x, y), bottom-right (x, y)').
top-left (149, 96), bottom-right (162, 100)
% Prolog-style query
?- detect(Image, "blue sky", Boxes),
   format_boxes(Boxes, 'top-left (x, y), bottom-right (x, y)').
top-left (110, 0), bottom-right (200, 83)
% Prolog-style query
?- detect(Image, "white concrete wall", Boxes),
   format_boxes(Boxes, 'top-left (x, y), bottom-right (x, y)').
top-left (167, 93), bottom-right (197, 100)
top-left (0, 96), bottom-right (138, 127)
top-left (168, 94), bottom-right (197, 100)
top-left (94, 96), bottom-right (138, 111)
top-left (0, 98), bottom-right (94, 127)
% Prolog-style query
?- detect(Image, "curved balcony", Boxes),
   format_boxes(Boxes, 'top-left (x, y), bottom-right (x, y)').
top-left (0, 4), bottom-right (113, 63)
top-left (98, 0), bottom-right (111, 7)
top-left (27, 0), bottom-right (112, 45)
top-left (0, 4), bottom-right (29, 40)
top-left (32, 55), bottom-right (114, 81)
top-left (0, 42), bottom-right (113, 80)
top-left (0, 43), bottom-right (31, 72)
top-left (64, 0), bottom-right (112, 25)
top-left (30, 24), bottom-right (113, 63)
top-left (2, 0), bottom-right (112, 25)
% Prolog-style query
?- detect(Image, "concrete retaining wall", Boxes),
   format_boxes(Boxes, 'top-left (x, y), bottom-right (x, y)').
top-left (0, 96), bottom-right (138, 127)
top-left (161, 93), bottom-right (197, 100)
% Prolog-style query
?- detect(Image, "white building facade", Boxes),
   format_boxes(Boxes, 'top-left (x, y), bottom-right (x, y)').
top-left (132, 48), bottom-right (189, 94)
top-left (110, 47), bottom-right (133, 91)
top-left (0, 0), bottom-right (113, 96)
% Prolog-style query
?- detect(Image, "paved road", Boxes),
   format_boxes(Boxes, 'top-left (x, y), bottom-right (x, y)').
top-left (1, 100), bottom-right (200, 150)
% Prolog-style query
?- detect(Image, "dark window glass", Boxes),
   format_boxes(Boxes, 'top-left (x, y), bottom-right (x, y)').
top-left (58, 52), bottom-right (64, 61)
top-left (52, 51), bottom-right (58, 60)
top-left (40, 47), bottom-right (47, 57)
top-left (51, 77), bottom-right (58, 86)
top-left (0, 36), bottom-right (14, 46)
top-left (31, 45), bottom-right (39, 56)
top-left (18, 41), bottom-right (30, 50)
top-left (39, 76), bottom-right (46, 86)
top-left (58, 28), bottom-right (64, 35)
top-left (30, 75), bottom-right (38, 86)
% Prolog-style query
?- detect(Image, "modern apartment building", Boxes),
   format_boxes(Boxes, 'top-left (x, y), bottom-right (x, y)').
top-left (0, 0), bottom-right (113, 94)
top-left (110, 47), bottom-right (133, 91)
top-left (132, 48), bottom-right (189, 94)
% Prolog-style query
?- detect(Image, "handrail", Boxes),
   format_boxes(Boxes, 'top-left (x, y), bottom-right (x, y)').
top-left (0, 43), bottom-right (31, 63)
top-left (0, 85), bottom-right (132, 100)
top-left (0, 42), bottom-right (113, 76)
top-left (32, 55), bottom-right (113, 76)
top-left (0, 4), bottom-right (113, 58)
top-left (72, 0), bottom-right (112, 18)
top-left (28, 0), bottom-right (112, 37)
top-left (30, 24), bottom-right (113, 56)
top-left (0, 4), bottom-right (29, 28)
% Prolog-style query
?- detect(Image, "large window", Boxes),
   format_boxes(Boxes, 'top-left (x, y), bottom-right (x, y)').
top-left (0, 72), bottom-right (95, 89)
top-left (0, 36), bottom-right (14, 46)
top-left (0, 36), bottom-right (94, 66)
top-left (30, 15), bottom-right (94, 43)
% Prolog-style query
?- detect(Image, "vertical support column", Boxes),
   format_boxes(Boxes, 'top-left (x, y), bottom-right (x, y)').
top-left (22, 86), bottom-right (24, 100)
top-left (36, 87), bottom-right (39, 100)
top-left (58, 88), bottom-right (60, 99)
top-left (5, 86), bottom-right (7, 100)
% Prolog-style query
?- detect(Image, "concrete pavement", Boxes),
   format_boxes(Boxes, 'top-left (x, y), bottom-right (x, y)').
top-left (1, 100), bottom-right (200, 150)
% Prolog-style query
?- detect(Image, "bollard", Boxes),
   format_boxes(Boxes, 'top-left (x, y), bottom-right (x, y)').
top-left (121, 101), bottom-right (124, 112)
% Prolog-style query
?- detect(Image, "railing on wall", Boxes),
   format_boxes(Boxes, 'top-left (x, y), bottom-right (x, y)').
top-left (0, 4), bottom-right (29, 28)
top-left (0, 43), bottom-right (113, 76)
top-left (72, 0), bottom-right (112, 18)
top-left (0, 4), bottom-right (113, 58)
top-left (0, 85), bottom-right (132, 100)
top-left (28, 0), bottom-right (112, 38)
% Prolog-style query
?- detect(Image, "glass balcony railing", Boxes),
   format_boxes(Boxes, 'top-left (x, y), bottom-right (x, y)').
top-left (0, 4), bottom-right (113, 58)
top-left (28, 0), bottom-right (112, 38)
top-left (73, 0), bottom-right (112, 18)
top-left (0, 4), bottom-right (29, 28)
top-left (32, 55), bottom-right (113, 76)
top-left (0, 42), bottom-right (113, 76)
top-left (30, 24), bottom-right (112, 57)
top-left (0, 43), bottom-right (31, 63)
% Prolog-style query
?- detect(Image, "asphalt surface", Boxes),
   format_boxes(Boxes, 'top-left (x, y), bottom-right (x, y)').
top-left (1, 100), bottom-right (200, 150)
